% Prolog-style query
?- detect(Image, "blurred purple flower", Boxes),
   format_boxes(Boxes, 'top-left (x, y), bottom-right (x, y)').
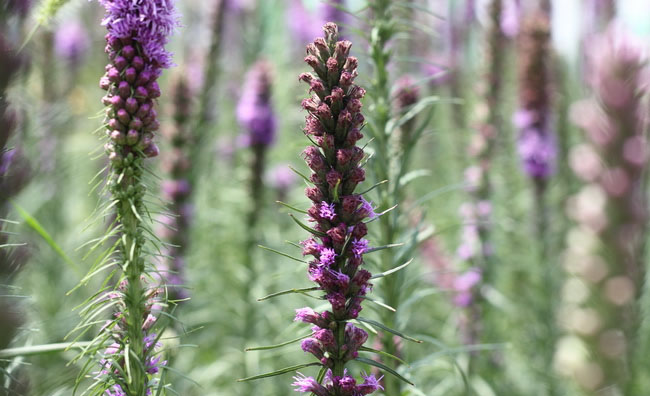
top-left (287, 0), bottom-right (323, 45)
top-left (54, 21), bottom-right (89, 65)
top-left (453, 268), bottom-right (482, 307)
top-left (321, 0), bottom-right (347, 34)
top-left (267, 165), bottom-right (296, 192)
top-left (500, 0), bottom-right (520, 38)
top-left (236, 60), bottom-right (276, 147)
top-left (515, 110), bottom-right (556, 179)
top-left (515, 14), bottom-right (556, 181)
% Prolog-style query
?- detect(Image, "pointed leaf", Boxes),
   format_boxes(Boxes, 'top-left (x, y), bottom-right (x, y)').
top-left (258, 287), bottom-right (319, 301)
top-left (258, 245), bottom-right (307, 263)
top-left (356, 317), bottom-right (422, 343)
top-left (0, 342), bottom-right (92, 359)
top-left (12, 203), bottom-right (82, 276)
top-left (237, 362), bottom-right (322, 382)
top-left (360, 296), bottom-right (396, 312)
top-left (289, 214), bottom-right (327, 237)
top-left (276, 201), bottom-right (308, 215)
top-left (365, 243), bottom-right (404, 254)
top-left (355, 356), bottom-right (414, 386)
top-left (399, 169), bottom-right (431, 187)
top-left (358, 179), bottom-right (388, 195)
top-left (289, 166), bottom-right (313, 185)
top-left (246, 333), bottom-right (312, 351)
top-left (359, 346), bottom-right (409, 367)
top-left (371, 258), bottom-right (413, 279)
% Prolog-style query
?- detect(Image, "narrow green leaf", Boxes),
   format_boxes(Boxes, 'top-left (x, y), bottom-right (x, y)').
top-left (399, 169), bottom-right (431, 187)
top-left (359, 346), bottom-right (409, 367)
top-left (365, 243), bottom-right (404, 254)
top-left (289, 214), bottom-right (327, 237)
top-left (371, 258), bottom-right (413, 279)
top-left (358, 179), bottom-right (388, 195)
top-left (276, 201), bottom-right (308, 214)
top-left (0, 243), bottom-right (26, 248)
top-left (289, 166), bottom-right (313, 185)
top-left (355, 356), bottom-right (414, 386)
top-left (258, 287), bottom-right (319, 302)
top-left (237, 362), bottom-right (322, 382)
top-left (245, 333), bottom-right (312, 351)
top-left (12, 203), bottom-right (82, 276)
top-left (360, 296), bottom-right (396, 312)
top-left (258, 245), bottom-right (307, 263)
top-left (365, 204), bottom-right (398, 223)
top-left (356, 317), bottom-right (422, 343)
top-left (386, 96), bottom-right (440, 134)
top-left (0, 342), bottom-right (92, 359)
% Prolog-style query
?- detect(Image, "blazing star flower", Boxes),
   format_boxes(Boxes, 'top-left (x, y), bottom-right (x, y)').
top-left (91, 0), bottom-right (178, 394)
top-left (289, 22), bottom-right (381, 395)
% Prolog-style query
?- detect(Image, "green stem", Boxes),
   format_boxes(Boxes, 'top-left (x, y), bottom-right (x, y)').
top-left (189, 0), bottom-right (225, 189)
top-left (367, 1), bottom-right (407, 394)
top-left (242, 144), bottom-right (266, 392)
top-left (121, 189), bottom-right (146, 396)
top-left (467, 0), bottom-right (504, 383)
top-left (333, 322), bottom-right (346, 378)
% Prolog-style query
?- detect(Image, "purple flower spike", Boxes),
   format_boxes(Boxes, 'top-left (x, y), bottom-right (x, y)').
top-left (515, 13), bottom-right (556, 182)
top-left (280, 23), bottom-right (380, 394)
top-left (92, 0), bottom-right (178, 394)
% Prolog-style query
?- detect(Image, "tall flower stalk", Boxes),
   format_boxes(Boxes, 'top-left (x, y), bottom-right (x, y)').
top-left (74, 1), bottom-right (178, 395)
top-left (454, 0), bottom-right (506, 378)
top-left (190, 0), bottom-right (225, 184)
top-left (469, 0), bottom-right (505, 280)
top-left (0, 4), bottom-right (31, 393)
top-left (557, 27), bottom-right (648, 394)
top-left (236, 59), bottom-right (276, 384)
top-left (159, 74), bottom-right (193, 302)
top-left (514, 7), bottom-right (560, 394)
top-left (364, 1), bottom-right (436, 393)
top-left (241, 23), bottom-right (412, 395)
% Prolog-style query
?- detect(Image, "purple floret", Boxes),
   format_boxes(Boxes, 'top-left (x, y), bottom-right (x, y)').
top-left (98, 0), bottom-right (178, 69)
top-left (319, 201), bottom-right (337, 221)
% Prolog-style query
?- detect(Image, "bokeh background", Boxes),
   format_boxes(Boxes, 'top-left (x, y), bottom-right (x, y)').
top-left (2, 0), bottom-right (650, 395)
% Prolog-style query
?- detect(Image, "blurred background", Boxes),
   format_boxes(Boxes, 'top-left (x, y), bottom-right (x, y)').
top-left (1, 0), bottom-right (650, 395)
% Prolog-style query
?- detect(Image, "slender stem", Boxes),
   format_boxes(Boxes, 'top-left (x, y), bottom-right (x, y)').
top-left (190, 0), bottom-right (225, 188)
top-left (367, 2), bottom-right (408, 394)
top-left (242, 144), bottom-right (266, 391)
top-left (333, 322), bottom-right (346, 378)
top-left (118, 169), bottom-right (147, 396)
